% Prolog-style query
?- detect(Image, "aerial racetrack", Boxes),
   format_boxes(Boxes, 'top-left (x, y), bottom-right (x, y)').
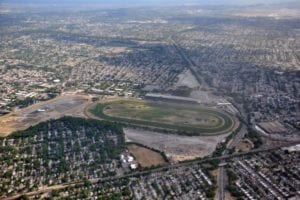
top-left (91, 99), bottom-right (236, 136)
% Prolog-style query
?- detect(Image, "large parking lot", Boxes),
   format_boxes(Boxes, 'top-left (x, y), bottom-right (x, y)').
top-left (0, 95), bottom-right (90, 137)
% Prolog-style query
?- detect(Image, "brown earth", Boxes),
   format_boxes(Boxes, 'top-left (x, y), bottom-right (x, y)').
top-left (128, 144), bottom-right (167, 168)
top-left (236, 139), bottom-right (254, 152)
top-left (225, 192), bottom-right (237, 200)
top-left (0, 94), bottom-right (91, 137)
top-left (124, 127), bottom-right (232, 162)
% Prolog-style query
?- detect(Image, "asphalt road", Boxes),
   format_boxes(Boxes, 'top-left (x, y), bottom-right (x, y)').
top-left (217, 123), bottom-right (248, 200)
top-left (3, 141), bottom-right (299, 200)
top-left (170, 36), bottom-right (247, 200)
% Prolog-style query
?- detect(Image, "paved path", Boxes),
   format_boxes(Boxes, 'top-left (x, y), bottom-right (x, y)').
top-left (2, 141), bottom-right (299, 200)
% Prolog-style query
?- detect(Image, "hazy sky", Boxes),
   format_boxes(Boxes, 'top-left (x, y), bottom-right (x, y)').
top-left (1, 0), bottom-right (295, 5)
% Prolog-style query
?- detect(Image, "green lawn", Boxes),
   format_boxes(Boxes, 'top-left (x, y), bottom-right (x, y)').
top-left (91, 99), bottom-right (234, 136)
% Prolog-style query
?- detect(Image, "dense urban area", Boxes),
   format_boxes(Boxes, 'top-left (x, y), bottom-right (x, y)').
top-left (0, 1), bottom-right (299, 200)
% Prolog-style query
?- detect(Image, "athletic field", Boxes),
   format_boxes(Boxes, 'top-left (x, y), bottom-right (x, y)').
top-left (91, 99), bottom-right (235, 135)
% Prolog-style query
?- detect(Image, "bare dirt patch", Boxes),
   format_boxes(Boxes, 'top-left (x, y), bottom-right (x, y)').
top-left (236, 139), bottom-right (254, 152)
top-left (124, 127), bottom-right (230, 162)
top-left (0, 115), bottom-right (18, 136)
top-left (225, 192), bottom-right (237, 200)
top-left (0, 94), bottom-right (91, 137)
top-left (128, 144), bottom-right (167, 168)
top-left (109, 47), bottom-right (130, 54)
top-left (175, 69), bottom-right (199, 89)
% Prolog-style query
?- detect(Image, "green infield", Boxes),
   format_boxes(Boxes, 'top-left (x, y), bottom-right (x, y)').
top-left (91, 99), bottom-right (235, 135)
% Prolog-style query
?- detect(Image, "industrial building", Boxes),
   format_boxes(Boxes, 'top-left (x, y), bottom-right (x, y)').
top-left (145, 93), bottom-right (200, 104)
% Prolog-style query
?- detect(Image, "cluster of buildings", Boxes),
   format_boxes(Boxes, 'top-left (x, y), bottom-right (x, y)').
top-left (145, 93), bottom-right (201, 104)
top-left (28, 164), bottom-right (216, 200)
top-left (0, 66), bottom-right (62, 113)
top-left (0, 4), bottom-right (299, 199)
top-left (0, 118), bottom-right (127, 197)
top-left (177, 23), bottom-right (300, 136)
top-left (0, 8), bottom-right (189, 112)
top-left (227, 146), bottom-right (300, 200)
top-left (120, 152), bottom-right (138, 170)
top-left (67, 41), bottom-right (184, 93)
top-left (130, 166), bottom-right (214, 199)
top-left (89, 81), bottom-right (137, 97)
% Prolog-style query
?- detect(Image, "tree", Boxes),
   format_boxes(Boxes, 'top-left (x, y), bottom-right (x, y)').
top-left (17, 194), bottom-right (29, 200)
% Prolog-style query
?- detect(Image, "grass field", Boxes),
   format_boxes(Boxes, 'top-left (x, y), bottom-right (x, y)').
top-left (128, 144), bottom-right (167, 167)
top-left (91, 99), bottom-right (234, 136)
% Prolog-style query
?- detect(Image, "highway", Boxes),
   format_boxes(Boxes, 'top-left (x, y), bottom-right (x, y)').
top-left (216, 123), bottom-right (248, 200)
top-left (227, 124), bottom-right (248, 149)
top-left (168, 37), bottom-right (209, 89)
top-left (3, 38), bottom-right (298, 200)
top-left (2, 141), bottom-right (299, 200)
top-left (169, 36), bottom-right (249, 200)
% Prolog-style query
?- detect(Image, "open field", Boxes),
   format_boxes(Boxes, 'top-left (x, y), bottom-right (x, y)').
top-left (91, 99), bottom-right (235, 136)
top-left (127, 144), bottom-right (167, 167)
top-left (124, 127), bottom-right (233, 162)
top-left (236, 140), bottom-right (254, 152)
top-left (0, 95), bottom-right (91, 137)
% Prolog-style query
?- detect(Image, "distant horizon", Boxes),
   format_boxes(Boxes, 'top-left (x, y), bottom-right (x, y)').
top-left (1, 0), bottom-right (298, 6)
